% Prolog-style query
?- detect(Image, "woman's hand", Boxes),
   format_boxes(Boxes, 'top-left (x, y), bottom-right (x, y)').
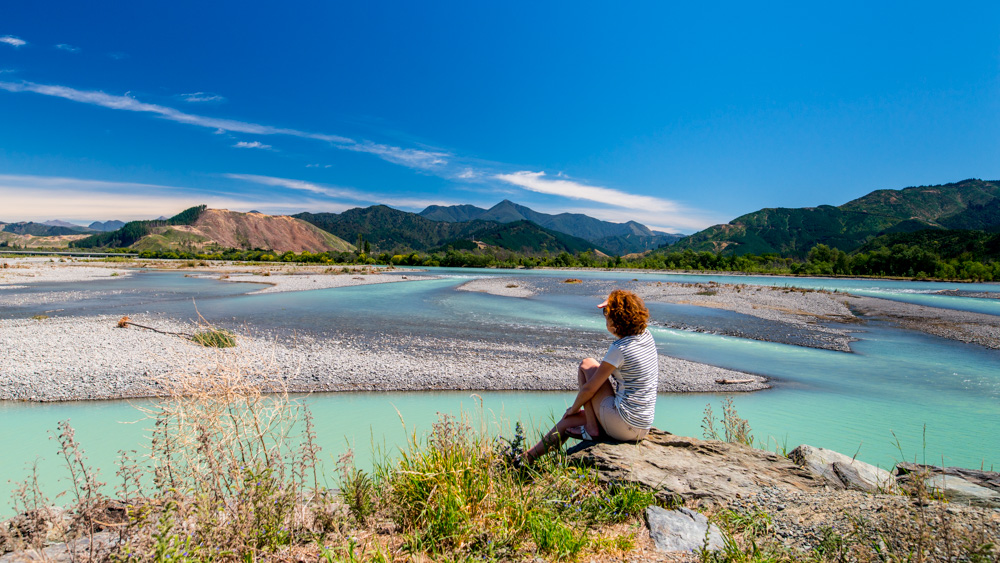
top-left (563, 406), bottom-right (579, 419)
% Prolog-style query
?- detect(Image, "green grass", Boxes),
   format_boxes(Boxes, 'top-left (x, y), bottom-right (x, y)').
top-left (366, 413), bottom-right (653, 560)
top-left (191, 328), bottom-right (236, 348)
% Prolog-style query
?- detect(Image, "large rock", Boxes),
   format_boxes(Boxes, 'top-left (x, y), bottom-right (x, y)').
top-left (567, 429), bottom-right (824, 506)
top-left (895, 463), bottom-right (1000, 508)
top-left (896, 463), bottom-right (1000, 492)
top-left (646, 506), bottom-right (724, 553)
top-left (922, 476), bottom-right (1000, 508)
top-left (788, 445), bottom-right (898, 493)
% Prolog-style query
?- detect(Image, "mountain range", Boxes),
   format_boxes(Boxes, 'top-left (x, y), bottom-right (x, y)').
top-left (671, 179), bottom-right (1000, 257)
top-left (420, 200), bottom-right (682, 254)
top-left (12, 180), bottom-right (1000, 260)
top-left (293, 205), bottom-right (601, 255)
top-left (1, 219), bottom-right (126, 237)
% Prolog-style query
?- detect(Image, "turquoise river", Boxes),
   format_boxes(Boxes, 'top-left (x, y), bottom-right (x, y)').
top-left (1, 267), bottom-right (998, 514)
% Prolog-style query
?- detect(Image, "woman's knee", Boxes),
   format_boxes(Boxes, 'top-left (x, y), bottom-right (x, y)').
top-left (579, 357), bottom-right (600, 371)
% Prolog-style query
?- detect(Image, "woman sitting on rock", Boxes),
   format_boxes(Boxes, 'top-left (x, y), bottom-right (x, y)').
top-left (524, 289), bottom-right (659, 462)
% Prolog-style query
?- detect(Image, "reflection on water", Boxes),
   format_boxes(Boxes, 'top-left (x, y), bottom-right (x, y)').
top-left (1, 267), bottom-right (998, 514)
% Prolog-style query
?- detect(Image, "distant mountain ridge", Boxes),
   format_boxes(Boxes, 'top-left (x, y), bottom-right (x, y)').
top-left (420, 200), bottom-right (682, 254)
top-left (671, 179), bottom-right (1000, 257)
top-left (42, 219), bottom-right (78, 228)
top-left (294, 205), bottom-right (603, 255)
top-left (89, 220), bottom-right (126, 232)
top-left (2, 222), bottom-right (84, 236)
top-left (1, 219), bottom-right (127, 236)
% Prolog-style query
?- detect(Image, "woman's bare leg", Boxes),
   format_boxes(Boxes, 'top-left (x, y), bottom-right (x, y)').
top-left (577, 358), bottom-right (615, 438)
top-left (524, 358), bottom-right (617, 462)
top-left (525, 412), bottom-right (587, 461)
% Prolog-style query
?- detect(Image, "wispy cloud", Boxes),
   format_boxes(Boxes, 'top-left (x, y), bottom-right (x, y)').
top-left (495, 171), bottom-right (679, 212)
top-left (494, 171), bottom-right (725, 232)
top-left (0, 174), bottom-right (350, 221)
top-left (54, 43), bottom-right (80, 53)
top-left (0, 79), bottom-right (449, 171)
top-left (233, 140), bottom-right (272, 150)
top-left (226, 173), bottom-right (459, 211)
top-left (107, 52), bottom-right (128, 60)
top-left (181, 91), bottom-right (225, 103)
top-left (1, 36), bottom-right (26, 48)
top-left (344, 141), bottom-right (449, 170)
top-left (224, 174), bottom-right (366, 201)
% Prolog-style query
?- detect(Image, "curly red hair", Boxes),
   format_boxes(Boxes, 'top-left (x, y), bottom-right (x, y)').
top-left (604, 289), bottom-right (649, 337)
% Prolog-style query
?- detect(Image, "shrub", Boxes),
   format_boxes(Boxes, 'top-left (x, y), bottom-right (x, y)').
top-left (191, 328), bottom-right (236, 348)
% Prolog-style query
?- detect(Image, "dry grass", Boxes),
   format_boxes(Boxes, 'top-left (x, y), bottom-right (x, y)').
top-left (0, 351), bottom-right (658, 561)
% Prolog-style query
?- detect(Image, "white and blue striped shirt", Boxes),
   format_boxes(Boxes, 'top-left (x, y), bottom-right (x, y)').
top-left (602, 329), bottom-right (658, 428)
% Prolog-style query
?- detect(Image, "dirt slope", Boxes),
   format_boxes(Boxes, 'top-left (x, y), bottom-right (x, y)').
top-left (185, 209), bottom-right (353, 253)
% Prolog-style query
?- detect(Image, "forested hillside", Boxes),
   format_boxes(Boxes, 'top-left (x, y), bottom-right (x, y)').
top-left (295, 205), bottom-right (603, 255)
top-left (672, 179), bottom-right (1000, 256)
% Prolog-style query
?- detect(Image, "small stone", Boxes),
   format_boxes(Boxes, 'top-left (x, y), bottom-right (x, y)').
top-left (646, 506), bottom-right (724, 553)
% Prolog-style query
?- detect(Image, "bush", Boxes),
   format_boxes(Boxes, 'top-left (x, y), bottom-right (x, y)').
top-left (191, 328), bottom-right (236, 348)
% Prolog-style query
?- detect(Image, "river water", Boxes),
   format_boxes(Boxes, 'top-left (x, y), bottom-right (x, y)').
top-left (2, 267), bottom-right (998, 514)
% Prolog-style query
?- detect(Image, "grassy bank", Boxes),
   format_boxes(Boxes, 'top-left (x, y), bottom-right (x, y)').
top-left (0, 359), bottom-right (656, 561)
top-left (2, 360), bottom-right (997, 561)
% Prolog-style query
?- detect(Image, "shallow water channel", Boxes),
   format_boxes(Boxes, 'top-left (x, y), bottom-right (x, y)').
top-left (1, 268), bottom-right (998, 514)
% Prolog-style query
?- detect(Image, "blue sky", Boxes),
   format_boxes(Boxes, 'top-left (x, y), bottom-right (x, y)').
top-left (1, 2), bottom-right (998, 233)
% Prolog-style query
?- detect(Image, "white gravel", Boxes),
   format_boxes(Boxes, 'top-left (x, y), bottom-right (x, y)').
top-left (0, 257), bottom-right (132, 285)
top-left (0, 314), bottom-right (767, 402)
top-left (456, 277), bottom-right (538, 298)
top-left (192, 271), bottom-right (436, 294)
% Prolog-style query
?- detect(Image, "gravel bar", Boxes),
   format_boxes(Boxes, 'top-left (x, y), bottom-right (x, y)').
top-left (0, 314), bottom-right (767, 402)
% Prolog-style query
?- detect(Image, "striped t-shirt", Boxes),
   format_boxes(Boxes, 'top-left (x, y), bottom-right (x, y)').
top-left (601, 329), bottom-right (658, 428)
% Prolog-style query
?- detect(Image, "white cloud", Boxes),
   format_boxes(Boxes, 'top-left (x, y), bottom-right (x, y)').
top-left (54, 43), bottom-right (80, 53)
top-left (492, 171), bottom-right (725, 232)
top-left (0, 174), bottom-right (352, 221)
top-left (456, 168), bottom-right (479, 180)
top-left (344, 141), bottom-right (449, 170)
top-left (224, 173), bottom-right (365, 200)
top-left (1, 36), bottom-right (26, 48)
top-left (0, 79), bottom-right (450, 171)
top-left (107, 52), bottom-right (128, 60)
top-left (233, 141), bottom-right (272, 149)
top-left (306, 164), bottom-right (332, 168)
top-left (181, 92), bottom-right (225, 103)
top-left (225, 173), bottom-right (461, 211)
top-left (495, 171), bottom-right (680, 212)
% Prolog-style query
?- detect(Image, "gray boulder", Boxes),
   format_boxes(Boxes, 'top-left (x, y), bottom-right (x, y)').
top-left (924, 476), bottom-right (1000, 508)
top-left (646, 506), bottom-right (724, 553)
top-left (896, 463), bottom-right (1000, 492)
top-left (567, 429), bottom-right (823, 506)
top-left (788, 445), bottom-right (897, 493)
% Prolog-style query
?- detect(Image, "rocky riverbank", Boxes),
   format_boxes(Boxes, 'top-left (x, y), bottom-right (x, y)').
top-left (0, 313), bottom-right (766, 401)
top-left (569, 430), bottom-right (1000, 559)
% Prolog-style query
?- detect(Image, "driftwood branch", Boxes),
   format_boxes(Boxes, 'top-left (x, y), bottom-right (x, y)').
top-left (117, 316), bottom-right (194, 339)
top-left (715, 378), bottom-right (756, 385)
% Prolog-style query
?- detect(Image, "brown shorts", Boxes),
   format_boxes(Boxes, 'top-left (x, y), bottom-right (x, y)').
top-left (598, 396), bottom-right (650, 442)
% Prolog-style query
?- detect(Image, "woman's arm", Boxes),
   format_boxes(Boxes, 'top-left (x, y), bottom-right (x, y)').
top-left (564, 361), bottom-right (616, 417)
